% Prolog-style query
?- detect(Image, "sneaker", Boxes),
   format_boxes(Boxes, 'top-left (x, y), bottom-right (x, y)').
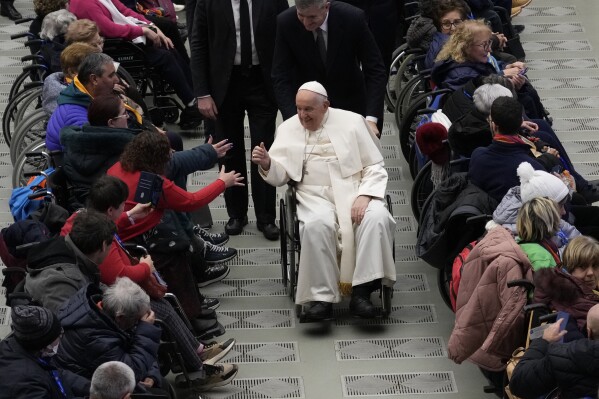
top-left (197, 264), bottom-right (230, 287)
top-left (192, 363), bottom-right (238, 391)
top-left (201, 297), bottom-right (220, 310)
top-left (194, 225), bottom-right (229, 246)
top-left (204, 241), bottom-right (237, 265)
top-left (200, 338), bottom-right (236, 365)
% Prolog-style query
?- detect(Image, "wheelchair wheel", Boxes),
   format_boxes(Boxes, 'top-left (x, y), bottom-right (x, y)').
top-left (12, 138), bottom-right (48, 188)
top-left (437, 267), bottom-right (453, 311)
top-left (408, 143), bottom-right (418, 180)
top-left (384, 44), bottom-right (408, 113)
top-left (398, 94), bottom-right (429, 161)
top-left (3, 85), bottom-right (43, 146)
top-left (394, 53), bottom-right (422, 108)
top-left (395, 74), bottom-right (427, 125)
top-left (10, 109), bottom-right (47, 164)
top-left (410, 161), bottom-right (433, 222)
top-left (9, 66), bottom-right (45, 101)
top-left (279, 199), bottom-right (288, 288)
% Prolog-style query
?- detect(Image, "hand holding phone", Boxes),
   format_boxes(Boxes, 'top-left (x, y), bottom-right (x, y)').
top-left (518, 67), bottom-right (528, 75)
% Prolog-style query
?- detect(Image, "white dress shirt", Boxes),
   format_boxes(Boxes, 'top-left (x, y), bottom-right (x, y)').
top-left (231, 0), bottom-right (259, 65)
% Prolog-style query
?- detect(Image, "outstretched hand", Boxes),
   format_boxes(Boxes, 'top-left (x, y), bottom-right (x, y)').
top-left (251, 142), bottom-right (271, 170)
top-left (207, 136), bottom-right (233, 158)
top-left (218, 165), bottom-right (245, 188)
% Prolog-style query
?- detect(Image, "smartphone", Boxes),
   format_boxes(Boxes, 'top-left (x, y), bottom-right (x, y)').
top-left (153, 271), bottom-right (168, 287)
top-left (518, 67), bottom-right (528, 75)
top-left (134, 171), bottom-right (163, 207)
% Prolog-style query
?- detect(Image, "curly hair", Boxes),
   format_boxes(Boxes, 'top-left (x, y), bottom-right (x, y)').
top-left (120, 131), bottom-right (171, 175)
top-left (433, 0), bottom-right (471, 30)
top-left (435, 19), bottom-right (491, 63)
top-left (33, 0), bottom-right (67, 17)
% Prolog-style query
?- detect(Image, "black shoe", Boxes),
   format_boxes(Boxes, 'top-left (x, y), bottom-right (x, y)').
top-left (0, 2), bottom-right (21, 20)
top-left (194, 225), bottom-right (229, 246)
top-left (303, 301), bottom-right (333, 320)
top-left (257, 222), bottom-right (280, 241)
top-left (197, 321), bottom-right (226, 340)
top-left (179, 104), bottom-right (203, 130)
top-left (197, 307), bottom-right (216, 319)
top-left (201, 297), bottom-right (220, 310)
top-left (514, 24), bottom-right (525, 34)
top-left (349, 294), bottom-right (376, 319)
top-left (204, 241), bottom-right (237, 265)
top-left (198, 264), bottom-right (230, 287)
top-left (191, 317), bottom-right (218, 336)
top-left (579, 180), bottom-right (599, 204)
top-left (225, 216), bottom-right (248, 235)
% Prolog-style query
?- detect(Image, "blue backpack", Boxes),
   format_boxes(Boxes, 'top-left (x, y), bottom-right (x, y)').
top-left (9, 168), bottom-right (55, 222)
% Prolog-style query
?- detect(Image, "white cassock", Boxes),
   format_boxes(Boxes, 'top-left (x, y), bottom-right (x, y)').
top-left (260, 107), bottom-right (396, 304)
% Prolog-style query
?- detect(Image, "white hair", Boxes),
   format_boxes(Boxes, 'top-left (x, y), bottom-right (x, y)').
top-left (473, 84), bottom-right (514, 116)
top-left (90, 361), bottom-right (136, 399)
top-left (40, 9), bottom-right (76, 40)
top-left (102, 277), bottom-right (150, 324)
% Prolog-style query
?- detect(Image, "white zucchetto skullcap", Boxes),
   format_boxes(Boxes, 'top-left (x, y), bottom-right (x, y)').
top-left (298, 81), bottom-right (328, 98)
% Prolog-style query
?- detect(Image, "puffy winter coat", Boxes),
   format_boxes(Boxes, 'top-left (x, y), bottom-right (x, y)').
top-left (42, 72), bottom-right (66, 116)
top-left (449, 226), bottom-right (533, 371)
top-left (46, 83), bottom-right (91, 151)
top-left (510, 338), bottom-right (599, 399)
top-left (61, 125), bottom-right (138, 205)
top-left (0, 336), bottom-right (90, 399)
top-left (55, 284), bottom-right (163, 384)
top-left (534, 267), bottom-right (599, 332)
top-left (425, 32), bottom-right (448, 70)
top-left (431, 58), bottom-right (497, 91)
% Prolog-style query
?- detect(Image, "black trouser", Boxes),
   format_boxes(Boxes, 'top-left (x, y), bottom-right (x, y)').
top-left (141, 44), bottom-right (194, 104)
top-left (145, 15), bottom-right (190, 64)
top-left (215, 66), bottom-right (277, 224)
top-left (571, 205), bottom-right (599, 241)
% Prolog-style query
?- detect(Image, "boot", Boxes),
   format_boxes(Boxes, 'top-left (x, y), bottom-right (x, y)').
top-left (0, 1), bottom-right (21, 20)
top-left (349, 283), bottom-right (377, 318)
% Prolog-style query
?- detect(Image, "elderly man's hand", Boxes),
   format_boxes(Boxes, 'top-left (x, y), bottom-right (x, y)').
top-left (198, 96), bottom-right (218, 120)
top-left (542, 318), bottom-right (567, 343)
top-left (351, 195), bottom-right (371, 224)
top-left (366, 120), bottom-right (380, 138)
top-left (251, 142), bottom-right (271, 170)
top-left (521, 120), bottom-right (538, 133)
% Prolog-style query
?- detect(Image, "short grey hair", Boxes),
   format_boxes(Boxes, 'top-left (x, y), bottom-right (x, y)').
top-left (102, 277), bottom-right (150, 325)
top-left (473, 84), bottom-right (514, 115)
top-left (77, 53), bottom-right (114, 85)
top-left (296, 0), bottom-right (328, 10)
top-left (90, 361), bottom-right (136, 399)
top-left (40, 9), bottom-right (76, 40)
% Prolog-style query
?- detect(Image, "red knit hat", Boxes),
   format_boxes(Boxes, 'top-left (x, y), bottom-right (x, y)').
top-left (416, 122), bottom-right (450, 165)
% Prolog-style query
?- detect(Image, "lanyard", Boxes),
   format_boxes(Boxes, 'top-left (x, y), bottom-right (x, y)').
top-left (37, 358), bottom-right (67, 399)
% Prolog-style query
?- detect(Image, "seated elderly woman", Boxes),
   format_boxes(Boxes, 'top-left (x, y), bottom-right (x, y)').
top-left (55, 278), bottom-right (164, 390)
top-left (42, 42), bottom-right (100, 117)
top-left (39, 9), bottom-right (77, 73)
top-left (65, 19), bottom-right (106, 52)
top-left (533, 236), bottom-right (599, 334)
top-left (516, 197), bottom-right (562, 271)
top-left (67, 0), bottom-right (201, 129)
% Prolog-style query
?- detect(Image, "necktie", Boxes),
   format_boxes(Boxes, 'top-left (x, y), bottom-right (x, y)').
top-left (316, 27), bottom-right (327, 65)
top-left (240, 0), bottom-right (252, 74)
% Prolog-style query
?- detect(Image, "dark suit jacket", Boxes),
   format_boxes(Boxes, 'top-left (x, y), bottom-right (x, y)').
top-left (272, 1), bottom-right (386, 121)
top-left (190, 0), bottom-right (289, 107)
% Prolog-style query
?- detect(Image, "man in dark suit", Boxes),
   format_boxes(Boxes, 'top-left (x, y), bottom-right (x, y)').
top-left (272, 0), bottom-right (386, 135)
top-left (190, 0), bottom-right (288, 240)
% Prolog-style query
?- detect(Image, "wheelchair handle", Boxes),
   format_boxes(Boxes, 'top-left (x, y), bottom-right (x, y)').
top-left (523, 303), bottom-right (548, 313)
top-left (23, 81), bottom-right (43, 90)
top-left (507, 279), bottom-right (535, 292)
top-left (27, 190), bottom-right (54, 200)
top-left (10, 31), bottom-right (33, 40)
top-left (14, 17), bottom-right (34, 25)
top-left (15, 242), bottom-right (41, 254)
top-left (539, 313), bottom-right (558, 324)
top-left (25, 150), bottom-right (51, 163)
top-left (22, 64), bottom-right (47, 73)
top-left (465, 214), bottom-right (492, 225)
top-left (23, 40), bottom-right (44, 50)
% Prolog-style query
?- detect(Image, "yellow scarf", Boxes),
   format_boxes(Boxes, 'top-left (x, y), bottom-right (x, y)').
top-left (73, 75), bottom-right (143, 124)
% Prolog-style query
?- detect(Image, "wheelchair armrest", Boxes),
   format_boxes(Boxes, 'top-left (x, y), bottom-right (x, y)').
top-left (163, 293), bottom-right (194, 332)
top-left (23, 81), bottom-right (43, 91)
top-left (2, 266), bottom-right (28, 276)
top-left (22, 64), bottom-right (47, 73)
top-left (122, 243), bottom-right (149, 257)
top-left (27, 190), bottom-right (53, 201)
top-left (523, 303), bottom-right (548, 313)
top-left (23, 40), bottom-right (45, 50)
top-left (465, 214), bottom-right (492, 226)
top-left (539, 313), bottom-right (558, 324)
top-left (25, 150), bottom-right (51, 163)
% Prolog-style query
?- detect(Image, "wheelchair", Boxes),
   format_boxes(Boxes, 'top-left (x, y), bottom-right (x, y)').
top-left (279, 182), bottom-right (394, 322)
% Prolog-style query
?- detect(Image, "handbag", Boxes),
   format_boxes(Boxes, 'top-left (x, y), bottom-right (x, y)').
top-left (142, 209), bottom-right (192, 254)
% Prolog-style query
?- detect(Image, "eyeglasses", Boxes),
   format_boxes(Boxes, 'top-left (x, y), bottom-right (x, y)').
top-left (472, 40), bottom-right (493, 50)
top-left (441, 19), bottom-right (463, 30)
top-left (112, 112), bottom-right (129, 120)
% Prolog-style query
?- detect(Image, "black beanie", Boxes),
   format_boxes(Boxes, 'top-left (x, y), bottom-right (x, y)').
top-left (11, 305), bottom-right (62, 351)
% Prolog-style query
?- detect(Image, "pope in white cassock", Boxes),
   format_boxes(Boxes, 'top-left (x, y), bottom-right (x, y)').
top-left (251, 81), bottom-right (396, 320)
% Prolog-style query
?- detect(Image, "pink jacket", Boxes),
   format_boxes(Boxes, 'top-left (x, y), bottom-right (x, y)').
top-left (448, 227), bottom-right (533, 371)
top-left (68, 0), bottom-right (150, 41)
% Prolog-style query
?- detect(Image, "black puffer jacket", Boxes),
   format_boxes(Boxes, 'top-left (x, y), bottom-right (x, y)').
top-left (510, 338), bottom-right (599, 399)
top-left (60, 125), bottom-right (138, 205)
top-left (0, 336), bottom-right (90, 399)
top-left (55, 284), bottom-right (163, 385)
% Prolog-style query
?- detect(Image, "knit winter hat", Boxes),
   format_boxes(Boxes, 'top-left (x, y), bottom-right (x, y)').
top-left (416, 122), bottom-right (450, 165)
top-left (517, 162), bottom-right (569, 203)
top-left (11, 305), bottom-right (62, 351)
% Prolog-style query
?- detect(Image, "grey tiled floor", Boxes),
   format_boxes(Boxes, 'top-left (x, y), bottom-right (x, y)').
top-left (1, 0), bottom-right (599, 398)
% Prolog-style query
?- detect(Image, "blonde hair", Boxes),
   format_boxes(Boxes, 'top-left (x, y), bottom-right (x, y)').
top-left (436, 19), bottom-right (492, 63)
top-left (516, 197), bottom-right (560, 243)
top-left (65, 19), bottom-right (99, 45)
top-left (60, 42), bottom-right (101, 78)
top-left (562, 236), bottom-right (599, 274)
